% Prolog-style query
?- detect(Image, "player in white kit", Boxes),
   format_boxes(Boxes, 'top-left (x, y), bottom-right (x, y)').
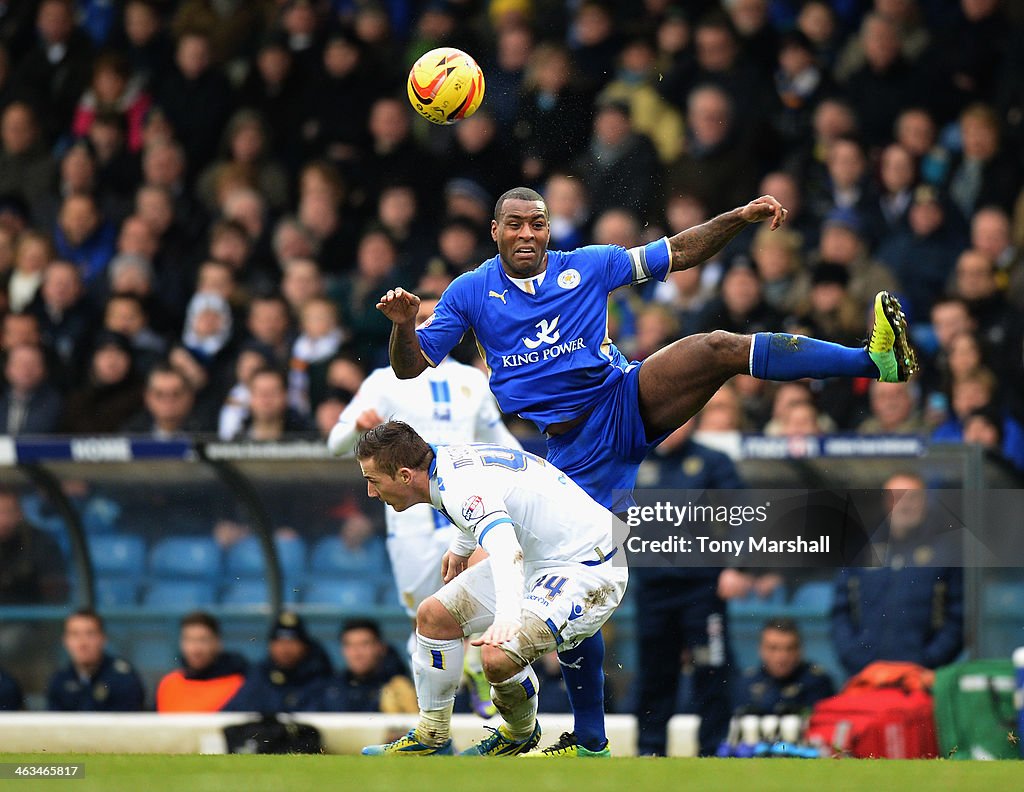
top-left (356, 422), bottom-right (627, 756)
top-left (327, 296), bottom-right (520, 716)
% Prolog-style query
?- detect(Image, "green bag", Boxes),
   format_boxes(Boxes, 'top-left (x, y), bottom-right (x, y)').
top-left (933, 659), bottom-right (1019, 760)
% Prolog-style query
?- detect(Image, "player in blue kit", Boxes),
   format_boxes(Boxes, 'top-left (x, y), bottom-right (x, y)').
top-left (378, 187), bottom-right (918, 756)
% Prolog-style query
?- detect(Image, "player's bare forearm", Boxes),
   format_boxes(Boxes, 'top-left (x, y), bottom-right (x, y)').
top-left (389, 321), bottom-right (428, 379)
top-left (668, 194), bottom-right (788, 272)
top-left (668, 208), bottom-right (747, 272)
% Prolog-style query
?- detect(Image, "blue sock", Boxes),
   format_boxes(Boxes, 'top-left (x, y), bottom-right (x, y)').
top-left (749, 333), bottom-right (877, 380)
top-left (558, 632), bottom-right (607, 752)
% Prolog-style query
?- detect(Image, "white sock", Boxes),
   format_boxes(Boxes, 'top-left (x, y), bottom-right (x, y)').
top-left (412, 632), bottom-right (464, 745)
top-left (491, 665), bottom-right (539, 740)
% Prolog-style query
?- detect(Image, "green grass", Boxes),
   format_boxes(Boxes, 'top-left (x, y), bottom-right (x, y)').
top-left (1, 754), bottom-right (1022, 792)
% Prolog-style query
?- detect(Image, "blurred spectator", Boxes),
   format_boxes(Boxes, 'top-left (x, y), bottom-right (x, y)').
top-left (515, 42), bottom-right (592, 184)
top-left (282, 256), bottom-right (328, 316)
top-left (668, 84), bottom-right (756, 218)
top-left (831, 472), bottom-right (963, 676)
top-left (543, 172), bottom-right (591, 252)
top-left (945, 103), bottom-right (1021, 221)
top-left (103, 291), bottom-right (166, 375)
top-left (0, 342), bottom-right (61, 434)
top-left (0, 102), bottom-right (55, 211)
top-left (805, 137), bottom-right (876, 232)
top-left (791, 262), bottom-right (864, 344)
top-left (567, 1), bottom-right (620, 93)
top-left (296, 160), bottom-right (356, 271)
top-left (484, 23), bottom-right (532, 128)
top-left (29, 260), bottom-right (92, 388)
top-left (834, 0), bottom-right (931, 82)
top-left (750, 226), bottom-right (807, 315)
top-left (329, 229), bottom-right (398, 366)
top-left (7, 229), bottom-right (52, 313)
top-left (858, 381), bottom-right (925, 435)
top-left (237, 36), bottom-right (304, 165)
top-left (444, 110), bottom-right (519, 204)
top-left (223, 611), bottom-right (332, 712)
top-left (868, 142), bottom-right (917, 241)
top-left (72, 51), bottom-right (152, 153)
top-left (235, 366), bottom-right (312, 441)
top-left (0, 484), bottom-right (67, 604)
top-left (794, 0), bottom-right (841, 72)
top-left (362, 96), bottom-right (435, 210)
top-left (779, 399), bottom-right (825, 438)
top-left (47, 608), bottom-right (146, 711)
top-left (769, 30), bottom-right (833, 152)
top-left (630, 303), bottom-right (678, 361)
top-left (288, 296), bottom-right (344, 415)
top-left (11, 0), bottom-right (94, 143)
top-left (694, 261), bottom-right (782, 336)
top-left (217, 342), bottom-right (274, 440)
top-left (599, 37), bottom-right (685, 164)
top-left (245, 292), bottom-right (294, 369)
top-left (841, 13), bottom-right (923, 150)
top-left (876, 185), bottom-right (966, 320)
top-left (727, 0), bottom-right (778, 72)
top-left (156, 29), bottom-right (234, 173)
top-left (695, 381), bottom-right (746, 432)
top-left (121, 0), bottom-right (174, 93)
top-left (321, 619), bottom-right (416, 713)
top-left (735, 618), bottom-right (835, 715)
top-left (303, 29), bottom-right (373, 166)
top-left (0, 666), bottom-right (22, 710)
top-left (155, 611), bottom-right (248, 713)
top-left (197, 110), bottom-right (289, 213)
top-left (171, 0), bottom-right (269, 67)
top-left (53, 193), bottom-right (117, 288)
top-left (62, 331), bottom-right (143, 433)
top-left (122, 362), bottom-right (200, 437)
top-left (969, 206), bottom-right (1024, 309)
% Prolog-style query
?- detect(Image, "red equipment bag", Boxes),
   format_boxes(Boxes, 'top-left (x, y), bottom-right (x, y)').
top-left (807, 688), bottom-right (939, 758)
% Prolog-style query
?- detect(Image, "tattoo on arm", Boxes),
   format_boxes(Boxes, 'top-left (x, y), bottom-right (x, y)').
top-left (389, 322), bottom-right (428, 378)
top-left (669, 208), bottom-right (748, 272)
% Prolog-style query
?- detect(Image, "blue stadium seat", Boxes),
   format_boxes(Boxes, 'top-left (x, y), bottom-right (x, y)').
top-left (302, 577), bottom-right (378, 608)
top-left (790, 582), bottom-right (835, 615)
top-left (142, 580), bottom-right (217, 608)
top-left (81, 497), bottom-right (122, 534)
top-left (149, 536), bottom-right (222, 580)
top-left (727, 584), bottom-right (787, 618)
top-left (310, 536), bottom-right (388, 577)
top-left (89, 534), bottom-right (146, 579)
top-left (276, 535), bottom-right (306, 584)
top-left (225, 536), bottom-right (265, 578)
top-left (94, 577), bottom-right (139, 607)
top-left (984, 581), bottom-right (1024, 615)
top-left (220, 579), bottom-right (271, 605)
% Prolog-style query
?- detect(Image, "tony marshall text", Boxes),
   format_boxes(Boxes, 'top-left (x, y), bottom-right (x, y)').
top-left (626, 535), bottom-right (831, 556)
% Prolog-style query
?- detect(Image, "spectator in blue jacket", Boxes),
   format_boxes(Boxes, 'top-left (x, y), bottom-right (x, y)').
top-left (47, 608), bottom-right (146, 711)
top-left (224, 611), bottom-right (332, 713)
top-left (321, 619), bottom-right (416, 713)
top-left (831, 472), bottom-right (964, 676)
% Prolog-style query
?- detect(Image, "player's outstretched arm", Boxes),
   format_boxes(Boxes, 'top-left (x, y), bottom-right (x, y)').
top-left (668, 194), bottom-right (788, 272)
top-left (378, 288), bottom-right (429, 379)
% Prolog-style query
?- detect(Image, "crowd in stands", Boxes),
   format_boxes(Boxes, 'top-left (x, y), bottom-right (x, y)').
top-left (0, 0), bottom-right (1019, 469)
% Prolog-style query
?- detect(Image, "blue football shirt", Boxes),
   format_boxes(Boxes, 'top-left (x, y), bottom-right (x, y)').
top-left (417, 240), bottom-right (671, 433)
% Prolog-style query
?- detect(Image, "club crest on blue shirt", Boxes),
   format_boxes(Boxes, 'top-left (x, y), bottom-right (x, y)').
top-left (462, 495), bottom-right (485, 521)
top-left (557, 269), bottom-right (581, 290)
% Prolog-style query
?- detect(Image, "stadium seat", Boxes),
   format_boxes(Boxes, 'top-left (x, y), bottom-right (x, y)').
top-left (790, 582), bottom-right (835, 615)
top-left (727, 584), bottom-right (787, 618)
top-left (225, 536), bottom-right (265, 578)
top-left (94, 577), bottom-right (139, 607)
top-left (302, 577), bottom-right (378, 608)
top-left (89, 534), bottom-right (146, 579)
top-left (149, 536), bottom-right (222, 580)
top-left (220, 579), bottom-right (271, 606)
top-left (276, 535), bottom-right (306, 584)
top-left (309, 536), bottom-right (387, 577)
top-left (142, 580), bottom-right (217, 608)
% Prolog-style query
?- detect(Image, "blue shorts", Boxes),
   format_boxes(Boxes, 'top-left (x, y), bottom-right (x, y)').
top-left (545, 361), bottom-right (668, 512)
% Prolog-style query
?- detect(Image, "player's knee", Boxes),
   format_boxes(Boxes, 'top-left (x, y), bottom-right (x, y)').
top-left (416, 597), bottom-right (460, 639)
top-left (481, 644), bottom-right (521, 683)
top-left (704, 330), bottom-right (747, 363)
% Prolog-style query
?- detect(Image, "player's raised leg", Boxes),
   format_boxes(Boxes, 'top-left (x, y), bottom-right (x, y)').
top-left (639, 291), bottom-right (918, 436)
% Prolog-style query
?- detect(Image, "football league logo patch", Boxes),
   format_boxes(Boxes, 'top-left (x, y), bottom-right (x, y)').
top-left (462, 495), bottom-right (485, 521)
top-left (417, 313), bottom-right (435, 330)
top-left (557, 269), bottom-right (581, 290)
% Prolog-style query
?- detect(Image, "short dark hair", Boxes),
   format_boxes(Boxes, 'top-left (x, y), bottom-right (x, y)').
top-left (65, 607), bottom-right (105, 634)
top-left (494, 187), bottom-right (546, 221)
top-left (180, 610), bottom-right (221, 636)
top-left (340, 618), bottom-right (383, 641)
top-left (355, 420), bottom-right (432, 478)
top-left (761, 617), bottom-right (800, 640)
top-left (147, 363), bottom-right (193, 394)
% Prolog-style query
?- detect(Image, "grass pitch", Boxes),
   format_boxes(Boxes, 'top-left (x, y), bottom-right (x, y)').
top-left (2, 754), bottom-right (1022, 792)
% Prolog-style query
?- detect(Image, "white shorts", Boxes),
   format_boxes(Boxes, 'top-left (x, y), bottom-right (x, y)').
top-left (433, 558), bottom-right (628, 666)
top-left (386, 503), bottom-right (455, 618)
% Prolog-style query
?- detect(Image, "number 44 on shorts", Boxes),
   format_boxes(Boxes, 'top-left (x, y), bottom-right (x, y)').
top-left (532, 575), bottom-right (568, 600)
